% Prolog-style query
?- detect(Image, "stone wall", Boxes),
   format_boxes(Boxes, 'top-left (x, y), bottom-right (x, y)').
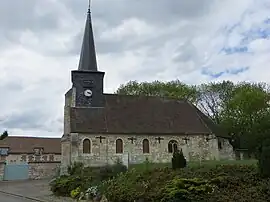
top-left (28, 161), bottom-right (61, 180)
top-left (5, 154), bottom-right (61, 164)
top-left (0, 162), bottom-right (4, 180)
top-left (68, 133), bottom-right (222, 167)
top-left (218, 138), bottom-right (235, 160)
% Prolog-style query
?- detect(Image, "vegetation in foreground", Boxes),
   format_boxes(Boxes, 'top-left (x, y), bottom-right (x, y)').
top-left (50, 156), bottom-right (270, 202)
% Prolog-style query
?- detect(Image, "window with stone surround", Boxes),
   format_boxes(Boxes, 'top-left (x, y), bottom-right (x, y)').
top-left (143, 139), bottom-right (150, 153)
top-left (83, 139), bottom-right (91, 153)
top-left (168, 140), bottom-right (178, 153)
top-left (116, 139), bottom-right (123, 153)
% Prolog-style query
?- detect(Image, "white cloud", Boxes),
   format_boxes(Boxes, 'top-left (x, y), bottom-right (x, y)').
top-left (0, 0), bottom-right (269, 137)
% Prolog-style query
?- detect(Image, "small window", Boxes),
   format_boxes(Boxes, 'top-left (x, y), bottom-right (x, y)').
top-left (116, 139), bottom-right (123, 153)
top-left (168, 140), bottom-right (178, 153)
top-left (0, 148), bottom-right (9, 156)
top-left (143, 139), bottom-right (150, 153)
top-left (83, 139), bottom-right (91, 154)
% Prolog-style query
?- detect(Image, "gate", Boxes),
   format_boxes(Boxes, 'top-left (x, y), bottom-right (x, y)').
top-left (3, 163), bottom-right (29, 181)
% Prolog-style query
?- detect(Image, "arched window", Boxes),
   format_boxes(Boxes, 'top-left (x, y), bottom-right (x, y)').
top-left (83, 139), bottom-right (91, 154)
top-left (143, 139), bottom-right (150, 153)
top-left (116, 139), bottom-right (123, 153)
top-left (168, 140), bottom-right (178, 153)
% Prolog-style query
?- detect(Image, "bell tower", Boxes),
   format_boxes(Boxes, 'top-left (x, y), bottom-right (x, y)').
top-left (71, 4), bottom-right (105, 108)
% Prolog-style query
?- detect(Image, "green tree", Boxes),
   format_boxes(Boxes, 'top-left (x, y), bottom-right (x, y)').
top-left (220, 82), bottom-right (270, 152)
top-left (258, 139), bottom-right (270, 177)
top-left (172, 149), bottom-right (186, 169)
top-left (0, 131), bottom-right (8, 140)
top-left (116, 80), bottom-right (199, 104)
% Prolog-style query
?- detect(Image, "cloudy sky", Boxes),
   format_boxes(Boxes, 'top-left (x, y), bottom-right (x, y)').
top-left (0, 0), bottom-right (269, 137)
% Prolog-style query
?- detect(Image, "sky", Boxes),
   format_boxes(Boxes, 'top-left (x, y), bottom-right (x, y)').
top-left (0, 0), bottom-right (269, 137)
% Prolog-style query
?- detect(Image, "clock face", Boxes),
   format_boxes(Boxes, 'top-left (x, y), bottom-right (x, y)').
top-left (84, 89), bottom-right (93, 97)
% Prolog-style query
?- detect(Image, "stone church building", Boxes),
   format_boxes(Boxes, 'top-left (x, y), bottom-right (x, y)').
top-left (61, 8), bottom-right (234, 171)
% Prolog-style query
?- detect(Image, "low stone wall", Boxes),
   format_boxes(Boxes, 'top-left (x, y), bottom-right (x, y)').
top-left (28, 161), bottom-right (61, 180)
top-left (0, 162), bottom-right (5, 180)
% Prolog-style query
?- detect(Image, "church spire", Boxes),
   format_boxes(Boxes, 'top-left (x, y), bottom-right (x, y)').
top-left (78, 1), bottom-right (98, 71)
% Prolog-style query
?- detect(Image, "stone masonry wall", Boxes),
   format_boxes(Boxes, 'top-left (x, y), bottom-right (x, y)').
top-left (0, 162), bottom-right (5, 180)
top-left (28, 162), bottom-right (61, 180)
top-left (219, 138), bottom-right (235, 160)
top-left (69, 133), bottom-right (223, 167)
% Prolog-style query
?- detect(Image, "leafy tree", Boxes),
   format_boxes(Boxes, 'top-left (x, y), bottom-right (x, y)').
top-left (220, 82), bottom-right (270, 151)
top-left (116, 80), bottom-right (199, 104)
top-left (258, 139), bottom-right (270, 178)
top-left (0, 131), bottom-right (8, 140)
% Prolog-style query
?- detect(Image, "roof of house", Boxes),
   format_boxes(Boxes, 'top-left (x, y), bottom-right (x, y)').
top-left (0, 136), bottom-right (61, 154)
top-left (70, 94), bottom-right (230, 138)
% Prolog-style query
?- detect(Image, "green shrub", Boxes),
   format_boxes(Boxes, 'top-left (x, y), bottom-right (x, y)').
top-left (258, 144), bottom-right (270, 178)
top-left (50, 175), bottom-right (82, 196)
top-left (161, 177), bottom-right (218, 202)
top-left (51, 161), bottom-right (127, 197)
top-left (67, 162), bottom-right (84, 176)
top-left (172, 150), bottom-right (186, 169)
top-left (100, 164), bottom-right (270, 202)
top-left (70, 186), bottom-right (81, 199)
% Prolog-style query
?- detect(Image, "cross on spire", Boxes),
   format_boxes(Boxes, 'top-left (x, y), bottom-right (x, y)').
top-left (88, 0), bottom-right (91, 12)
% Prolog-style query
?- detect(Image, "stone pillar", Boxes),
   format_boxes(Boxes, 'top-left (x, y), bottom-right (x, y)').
top-left (122, 152), bottom-right (129, 169)
top-left (70, 133), bottom-right (79, 164)
top-left (209, 138), bottom-right (220, 161)
top-left (60, 134), bottom-right (71, 175)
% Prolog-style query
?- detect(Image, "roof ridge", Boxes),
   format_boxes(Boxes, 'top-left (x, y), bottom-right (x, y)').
top-left (6, 136), bottom-right (61, 139)
top-left (107, 93), bottom-right (187, 102)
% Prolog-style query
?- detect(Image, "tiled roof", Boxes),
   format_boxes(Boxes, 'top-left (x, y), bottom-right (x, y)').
top-left (0, 136), bottom-right (61, 154)
top-left (70, 94), bottom-right (230, 138)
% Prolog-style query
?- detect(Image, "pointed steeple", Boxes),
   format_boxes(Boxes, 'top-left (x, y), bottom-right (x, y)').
top-left (78, 5), bottom-right (98, 71)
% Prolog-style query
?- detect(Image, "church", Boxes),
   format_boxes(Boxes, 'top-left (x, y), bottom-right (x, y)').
top-left (61, 7), bottom-right (234, 171)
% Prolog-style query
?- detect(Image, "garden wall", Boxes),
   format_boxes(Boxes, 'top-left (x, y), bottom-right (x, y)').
top-left (0, 162), bottom-right (4, 180)
top-left (28, 161), bottom-right (61, 180)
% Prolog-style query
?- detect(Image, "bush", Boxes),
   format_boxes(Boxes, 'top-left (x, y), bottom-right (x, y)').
top-left (51, 161), bottom-right (127, 198)
top-left (50, 175), bottom-right (82, 196)
top-left (67, 162), bottom-right (84, 176)
top-left (70, 186), bottom-right (81, 199)
top-left (161, 177), bottom-right (220, 202)
top-left (172, 149), bottom-right (186, 169)
top-left (258, 143), bottom-right (270, 178)
top-left (100, 164), bottom-right (270, 202)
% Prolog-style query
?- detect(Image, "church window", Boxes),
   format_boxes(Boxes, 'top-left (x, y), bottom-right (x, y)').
top-left (143, 139), bottom-right (150, 153)
top-left (168, 140), bottom-right (178, 153)
top-left (83, 139), bottom-right (91, 154)
top-left (116, 139), bottom-right (123, 153)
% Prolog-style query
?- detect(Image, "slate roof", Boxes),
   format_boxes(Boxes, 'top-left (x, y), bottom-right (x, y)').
top-left (70, 94), bottom-right (230, 138)
top-left (0, 136), bottom-right (61, 154)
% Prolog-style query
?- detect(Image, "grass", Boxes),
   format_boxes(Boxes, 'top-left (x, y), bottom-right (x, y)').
top-left (129, 159), bottom-right (258, 170)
